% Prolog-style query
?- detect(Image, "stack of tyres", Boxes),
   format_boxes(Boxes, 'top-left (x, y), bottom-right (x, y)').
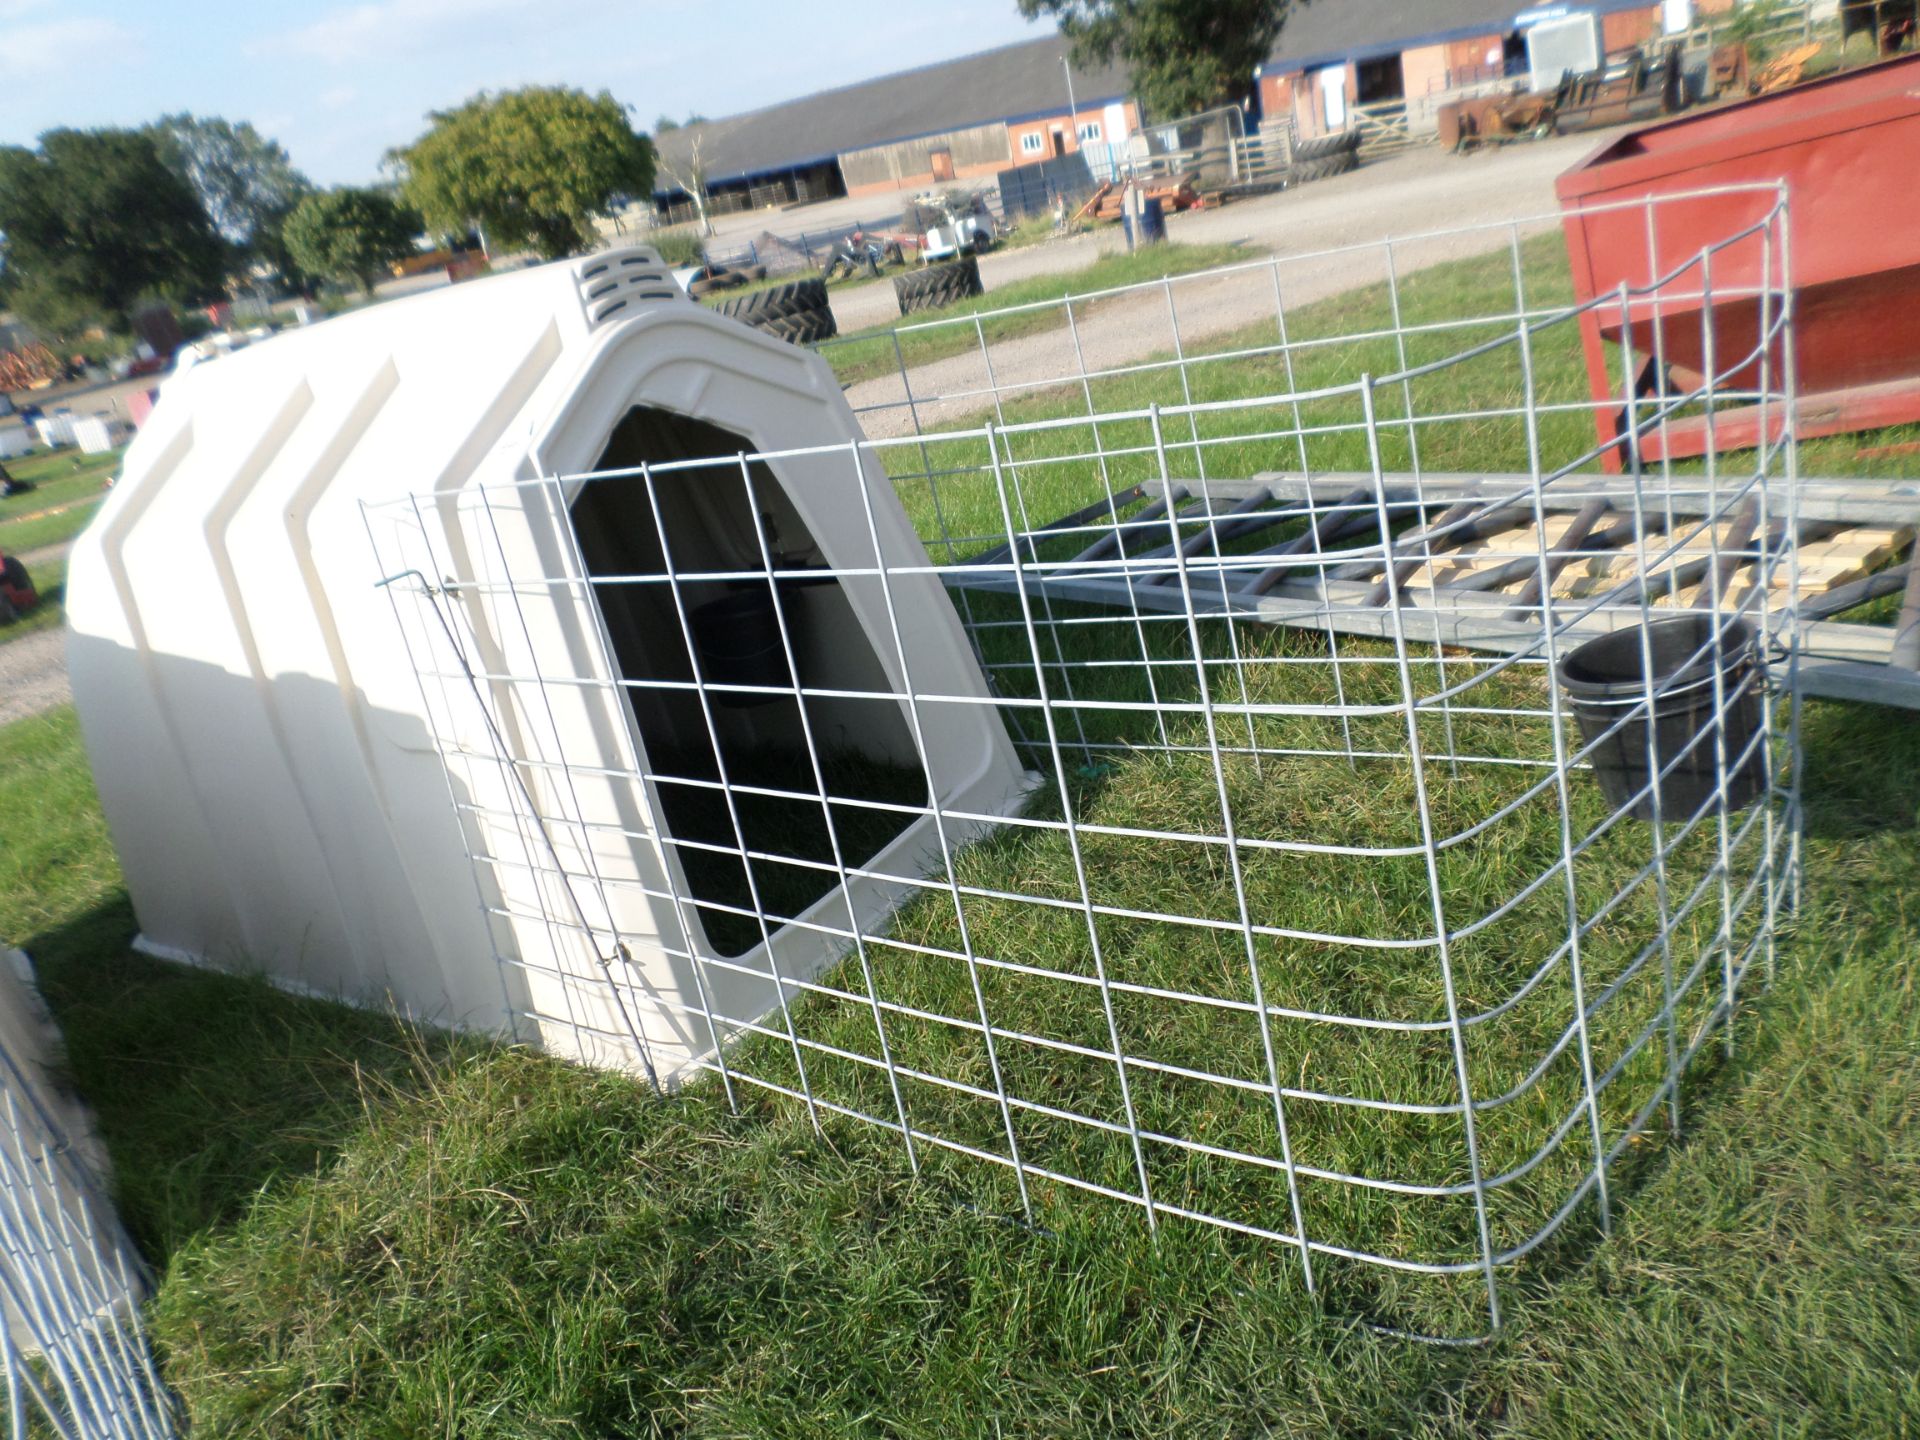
top-left (1288, 129), bottom-right (1361, 184)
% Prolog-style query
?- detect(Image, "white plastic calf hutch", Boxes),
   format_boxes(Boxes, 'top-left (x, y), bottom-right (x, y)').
top-left (67, 246), bottom-right (1029, 1084)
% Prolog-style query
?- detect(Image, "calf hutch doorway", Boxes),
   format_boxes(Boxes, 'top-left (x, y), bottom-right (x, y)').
top-left (67, 243), bottom-right (1030, 1093)
top-left (570, 406), bottom-right (929, 958)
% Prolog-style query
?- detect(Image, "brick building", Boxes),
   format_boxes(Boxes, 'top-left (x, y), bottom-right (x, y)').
top-left (1255, 0), bottom-right (1742, 139)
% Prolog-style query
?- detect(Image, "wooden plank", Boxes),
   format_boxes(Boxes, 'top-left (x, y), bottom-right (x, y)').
top-left (1402, 511), bottom-right (1589, 591)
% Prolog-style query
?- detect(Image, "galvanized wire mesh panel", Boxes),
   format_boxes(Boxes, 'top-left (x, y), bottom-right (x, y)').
top-left (369, 189), bottom-right (1805, 1338)
top-left (0, 961), bottom-right (176, 1437)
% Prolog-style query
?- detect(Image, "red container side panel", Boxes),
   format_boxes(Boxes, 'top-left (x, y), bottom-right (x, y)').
top-left (1556, 53), bottom-right (1920, 463)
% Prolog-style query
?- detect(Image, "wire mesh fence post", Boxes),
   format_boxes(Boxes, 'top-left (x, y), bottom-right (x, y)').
top-left (1148, 404), bottom-right (1315, 1291)
top-left (1359, 378), bottom-right (1501, 1332)
top-left (986, 421), bottom-right (1158, 1229)
top-left (635, 458), bottom-right (823, 1130)
top-left (1514, 271), bottom-right (1613, 1237)
top-left (844, 437), bottom-right (1035, 1220)
top-left (738, 451), bottom-right (920, 1170)
top-left (1620, 284), bottom-right (1686, 1139)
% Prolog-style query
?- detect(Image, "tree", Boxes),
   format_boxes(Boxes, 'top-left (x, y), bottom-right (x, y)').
top-left (654, 130), bottom-right (713, 237)
top-left (0, 128), bottom-right (227, 337)
top-left (1016, 0), bottom-right (1291, 120)
top-left (283, 187), bottom-right (422, 295)
top-left (149, 113), bottom-right (314, 291)
top-left (390, 87), bottom-right (654, 260)
top-left (149, 114), bottom-right (310, 248)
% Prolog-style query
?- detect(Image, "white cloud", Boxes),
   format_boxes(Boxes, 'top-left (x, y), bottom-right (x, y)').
top-left (319, 85), bottom-right (360, 110)
top-left (0, 15), bottom-right (134, 77)
top-left (251, 0), bottom-right (550, 65)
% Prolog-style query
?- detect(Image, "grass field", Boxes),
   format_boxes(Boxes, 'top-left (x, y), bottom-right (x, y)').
top-left (4, 236), bottom-right (1918, 1435)
top-left (819, 241), bottom-right (1249, 387)
top-left (0, 444), bottom-right (118, 643)
top-left (0, 445), bottom-right (117, 550)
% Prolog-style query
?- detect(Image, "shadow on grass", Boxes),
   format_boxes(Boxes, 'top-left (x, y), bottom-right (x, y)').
top-left (1797, 694), bottom-right (1920, 840)
top-left (26, 894), bottom-right (474, 1262)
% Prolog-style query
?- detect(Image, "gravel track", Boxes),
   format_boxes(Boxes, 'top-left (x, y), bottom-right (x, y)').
top-left (831, 131), bottom-right (1621, 438)
top-left (0, 628), bottom-right (68, 726)
top-left (0, 542), bottom-right (73, 724)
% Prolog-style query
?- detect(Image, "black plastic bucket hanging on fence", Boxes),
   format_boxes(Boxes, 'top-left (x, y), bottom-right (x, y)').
top-left (1556, 614), bottom-right (1767, 822)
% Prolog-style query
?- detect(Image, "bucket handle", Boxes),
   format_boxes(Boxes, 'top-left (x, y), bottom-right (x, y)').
top-left (1760, 632), bottom-right (1792, 695)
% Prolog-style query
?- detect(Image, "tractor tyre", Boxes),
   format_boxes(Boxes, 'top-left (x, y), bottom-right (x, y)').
top-left (715, 278), bottom-right (836, 345)
top-left (1289, 129), bottom-right (1362, 163)
top-left (893, 256), bottom-right (983, 316)
top-left (1286, 150), bottom-right (1360, 186)
top-left (757, 306), bottom-right (838, 346)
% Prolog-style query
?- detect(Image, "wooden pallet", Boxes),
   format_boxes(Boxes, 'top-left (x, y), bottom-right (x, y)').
top-left (940, 470), bottom-right (1920, 710)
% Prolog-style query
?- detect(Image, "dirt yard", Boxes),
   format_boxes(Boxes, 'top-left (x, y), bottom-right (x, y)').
top-left (0, 627), bottom-right (68, 726)
top-left (825, 131), bottom-right (1636, 439)
top-left (823, 127), bottom-right (1623, 340)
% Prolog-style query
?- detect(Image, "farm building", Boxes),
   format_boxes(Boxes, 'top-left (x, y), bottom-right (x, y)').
top-left (652, 34), bottom-right (1139, 213)
top-left (1256, 0), bottom-right (1745, 140)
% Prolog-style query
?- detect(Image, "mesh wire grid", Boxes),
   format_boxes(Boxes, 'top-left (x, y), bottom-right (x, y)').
top-left (0, 987), bottom-right (177, 1437)
top-left (366, 187), bottom-right (1805, 1338)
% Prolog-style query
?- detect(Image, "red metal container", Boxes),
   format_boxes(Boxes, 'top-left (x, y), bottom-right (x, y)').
top-left (1558, 54), bottom-right (1920, 464)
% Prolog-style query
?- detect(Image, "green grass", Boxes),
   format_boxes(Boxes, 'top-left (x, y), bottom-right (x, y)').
top-left (649, 225), bottom-right (707, 269)
top-left (0, 445), bottom-right (118, 643)
top-left (0, 445), bottom-right (118, 544)
top-left (821, 241), bottom-right (1250, 387)
top-left (2, 504), bottom-right (95, 557)
top-left (4, 236), bottom-right (1918, 1433)
top-left (7, 699), bottom-right (1917, 1434)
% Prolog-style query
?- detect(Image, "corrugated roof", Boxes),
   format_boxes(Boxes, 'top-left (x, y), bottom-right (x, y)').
top-left (654, 33), bottom-right (1130, 191)
top-left (1262, 0), bottom-right (1650, 73)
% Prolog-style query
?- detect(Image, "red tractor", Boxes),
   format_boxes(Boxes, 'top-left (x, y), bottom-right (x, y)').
top-left (0, 553), bottom-right (37, 624)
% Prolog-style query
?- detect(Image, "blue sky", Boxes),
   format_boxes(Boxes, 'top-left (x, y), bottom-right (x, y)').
top-left (0, 0), bottom-right (1051, 184)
